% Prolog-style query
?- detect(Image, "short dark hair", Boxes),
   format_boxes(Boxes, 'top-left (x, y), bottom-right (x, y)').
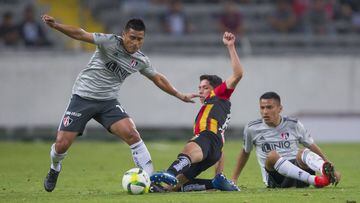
top-left (125, 19), bottom-right (146, 32)
top-left (200, 74), bottom-right (223, 88)
top-left (260, 91), bottom-right (281, 104)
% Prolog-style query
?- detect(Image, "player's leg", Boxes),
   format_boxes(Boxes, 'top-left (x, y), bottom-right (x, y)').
top-left (44, 94), bottom-right (93, 192)
top-left (297, 148), bottom-right (339, 185)
top-left (166, 141), bottom-right (203, 177)
top-left (266, 150), bottom-right (329, 187)
top-left (179, 134), bottom-right (239, 191)
top-left (96, 100), bottom-right (154, 176)
top-left (150, 133), bottom-right (211, 189)
top-left (109, 118), bottom-right (154, 175)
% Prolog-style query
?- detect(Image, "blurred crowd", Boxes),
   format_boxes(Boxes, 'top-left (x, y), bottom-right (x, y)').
top-left (1, 0), bottom-right (359, 49)
top-left (154, 0), bottom-right (360, 36)
top-left (0, 4), bottom-right (51, 48)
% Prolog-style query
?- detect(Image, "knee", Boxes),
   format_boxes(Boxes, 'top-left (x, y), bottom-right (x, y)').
top-left (55, 136), bottom-right (71, 154)
top-left (296, 148), bottom-right (308, 168)
top-left (122, 128), bottom-right (141, 145)
top-left (266, 150), bottom-right (280, 169)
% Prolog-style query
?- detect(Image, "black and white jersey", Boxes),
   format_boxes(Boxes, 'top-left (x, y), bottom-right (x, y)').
top-left (243, 116), bottom-right (314, 185)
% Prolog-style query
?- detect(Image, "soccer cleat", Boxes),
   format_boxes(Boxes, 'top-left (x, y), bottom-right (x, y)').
top-left (314, 175), bottom-right (330, 188)
top-left (322, 162), bottom-right (338, 186)
top-left (212, 173), bottom-right (240, 191)
top-left (150, 171), bottom-right (178, 186)
top-left (44, 168), bottom-right (60, 192)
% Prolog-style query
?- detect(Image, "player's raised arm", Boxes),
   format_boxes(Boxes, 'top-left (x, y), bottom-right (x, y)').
top-left (223, 32), bottom-right (244, 89)
top-left (41, 14), bottom-right (94, 44)
top-left (149, 73), bottom-right (200, 103)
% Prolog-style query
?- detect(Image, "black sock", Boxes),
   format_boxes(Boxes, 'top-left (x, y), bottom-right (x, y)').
top-left (182, 179), bottom-right (214, 192)
top-left (167, 153), bottom-right (191, 176)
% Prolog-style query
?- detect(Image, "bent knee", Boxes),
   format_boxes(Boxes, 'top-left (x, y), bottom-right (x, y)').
top-left (55, 131), bottom-right (77, 153)
top-left (266, 150), bottom-right (281, 169)
top-left (121, 128), bottom-right (141, 145)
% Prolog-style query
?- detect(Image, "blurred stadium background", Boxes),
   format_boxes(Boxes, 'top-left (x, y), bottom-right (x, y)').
top-left (0, 0), bottom-right (359, 142)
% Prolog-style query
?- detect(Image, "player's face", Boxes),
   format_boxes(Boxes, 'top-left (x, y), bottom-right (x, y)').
top-left (122, 28), bottom-right (145, 54)
top-left (260, 98), bottom-right (282, 127)
top-left (198, 79), bottom-right (213, 104)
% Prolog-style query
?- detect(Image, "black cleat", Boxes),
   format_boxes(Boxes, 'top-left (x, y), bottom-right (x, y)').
top-left (44, 168), bottom-right (60, 192)
top-left (322, 162), bottom-right (338, 186)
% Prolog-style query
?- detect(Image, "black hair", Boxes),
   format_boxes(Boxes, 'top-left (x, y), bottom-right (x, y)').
top-left (199, 74), bottom-right (223, 88)
top-left (260, 91), bottom-right (281, 104)
top-left (125, 18), bottom-right (146, 32)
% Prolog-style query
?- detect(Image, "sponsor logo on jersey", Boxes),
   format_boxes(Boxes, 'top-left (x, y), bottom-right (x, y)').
top-left (280, 132), bottom-right (290, 140)
top-left (63, 116), bottom-right (73, 127)
top-left (130, 59), bottom-right (138, 68)
top-left (261, 141), bottom-right (291, 153)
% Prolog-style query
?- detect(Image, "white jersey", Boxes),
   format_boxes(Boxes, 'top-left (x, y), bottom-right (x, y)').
top-left (72, 33), bottom-right (157, 100)
top-left (243, 116), bottom-right (314, 185)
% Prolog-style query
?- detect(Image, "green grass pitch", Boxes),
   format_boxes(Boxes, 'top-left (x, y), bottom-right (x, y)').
top-left (0, 141), bottom-right (359, 203)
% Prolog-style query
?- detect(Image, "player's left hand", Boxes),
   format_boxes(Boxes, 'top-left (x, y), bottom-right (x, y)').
top-left (177, 93), bottom-right (200, 103)
top-left (334, 171), bottom-right (341, 186)
top-left (223, 32), bottom-right (236, 46)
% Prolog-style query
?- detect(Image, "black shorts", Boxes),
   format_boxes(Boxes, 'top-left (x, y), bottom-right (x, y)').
top-left (58, 94), bottom-right (129, 135)
top-left (183, 131), bottom-right (223, 180)
top-left (266, 159), bottom-right (316, 188)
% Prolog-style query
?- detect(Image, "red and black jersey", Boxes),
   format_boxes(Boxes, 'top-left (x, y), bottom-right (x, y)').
top-left (193, 82), bottom-right (234, 141)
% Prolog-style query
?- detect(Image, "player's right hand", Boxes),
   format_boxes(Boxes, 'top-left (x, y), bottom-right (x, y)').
top-left (223, 32), bottom-right (236, 46)
top-left (178, 93), bottom-right (200, 103)
top-left (41, 14), bottom-right (56, 28)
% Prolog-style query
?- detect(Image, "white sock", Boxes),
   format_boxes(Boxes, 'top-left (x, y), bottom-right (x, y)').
top-left (50, 143), bottom-right (67, 172)
top-left (301, 148), bottom-right (325, 174)
top-left (130, 140), bottom-right (154, 175)
top-left (274, 157), bottom-right (316, 185)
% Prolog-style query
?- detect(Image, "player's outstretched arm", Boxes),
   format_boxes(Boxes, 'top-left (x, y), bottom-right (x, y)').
top-left (149, 73), bottom-right (200, 103)
top-left (41, 14), bottom-right (94, 44)
top-left (231, 149), bottom-right (250, 183)
top-left (223, 32), bottom-right (244, 89)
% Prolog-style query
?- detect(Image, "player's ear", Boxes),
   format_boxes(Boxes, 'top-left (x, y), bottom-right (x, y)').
top-left (279, 105), bottom-right (283, 113)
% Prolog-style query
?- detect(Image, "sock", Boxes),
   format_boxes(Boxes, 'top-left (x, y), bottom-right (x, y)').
top-left (274, 157), bottom-right (316, 185)
top-left (50, 143), bottom-right (67, 172)
top-left (130, 140), bottom-right (154, 175)
top-left (167, 153), bottom-right (191, 177)
top-left (301, 148), bottom-right (325, 174)
top-left (181, 179), bottom-right (213, 192)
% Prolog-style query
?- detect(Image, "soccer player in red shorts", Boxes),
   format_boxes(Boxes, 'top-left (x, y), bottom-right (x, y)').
top-left (150, 32), bottom-right (243, 192)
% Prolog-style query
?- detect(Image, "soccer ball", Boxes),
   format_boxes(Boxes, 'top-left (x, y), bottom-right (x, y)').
top-left (122, 168), bottom-right (150, 195)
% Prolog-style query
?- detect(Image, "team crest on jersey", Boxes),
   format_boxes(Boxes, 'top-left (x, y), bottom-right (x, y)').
top-left (130, 59), bottom-right (138, 68)
top-left (63, 116), bottom-right (73, 127)
top-left (280, 132), bottom-right (290, 140)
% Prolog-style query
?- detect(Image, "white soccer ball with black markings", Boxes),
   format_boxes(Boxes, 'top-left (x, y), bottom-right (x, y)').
top-left (122, 168), bottom-right (150, 195)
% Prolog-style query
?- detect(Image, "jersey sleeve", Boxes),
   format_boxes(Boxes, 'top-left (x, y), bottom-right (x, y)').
top-left (243, 124), bottom-right (253, 153)
top-left (139, 56), bottom-right (157, 78)
top-left (214, 82), bottom-right (234, 100)
top-left (92, 33), bottom-right (115, 46)
top-left (296, 121), bottom-right (314, 147)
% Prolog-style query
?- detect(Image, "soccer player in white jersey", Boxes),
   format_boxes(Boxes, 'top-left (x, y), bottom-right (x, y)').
top-left (41, 14), bottom-right (198, 192)
top-left (232, 92), bottom-right (341, 188)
